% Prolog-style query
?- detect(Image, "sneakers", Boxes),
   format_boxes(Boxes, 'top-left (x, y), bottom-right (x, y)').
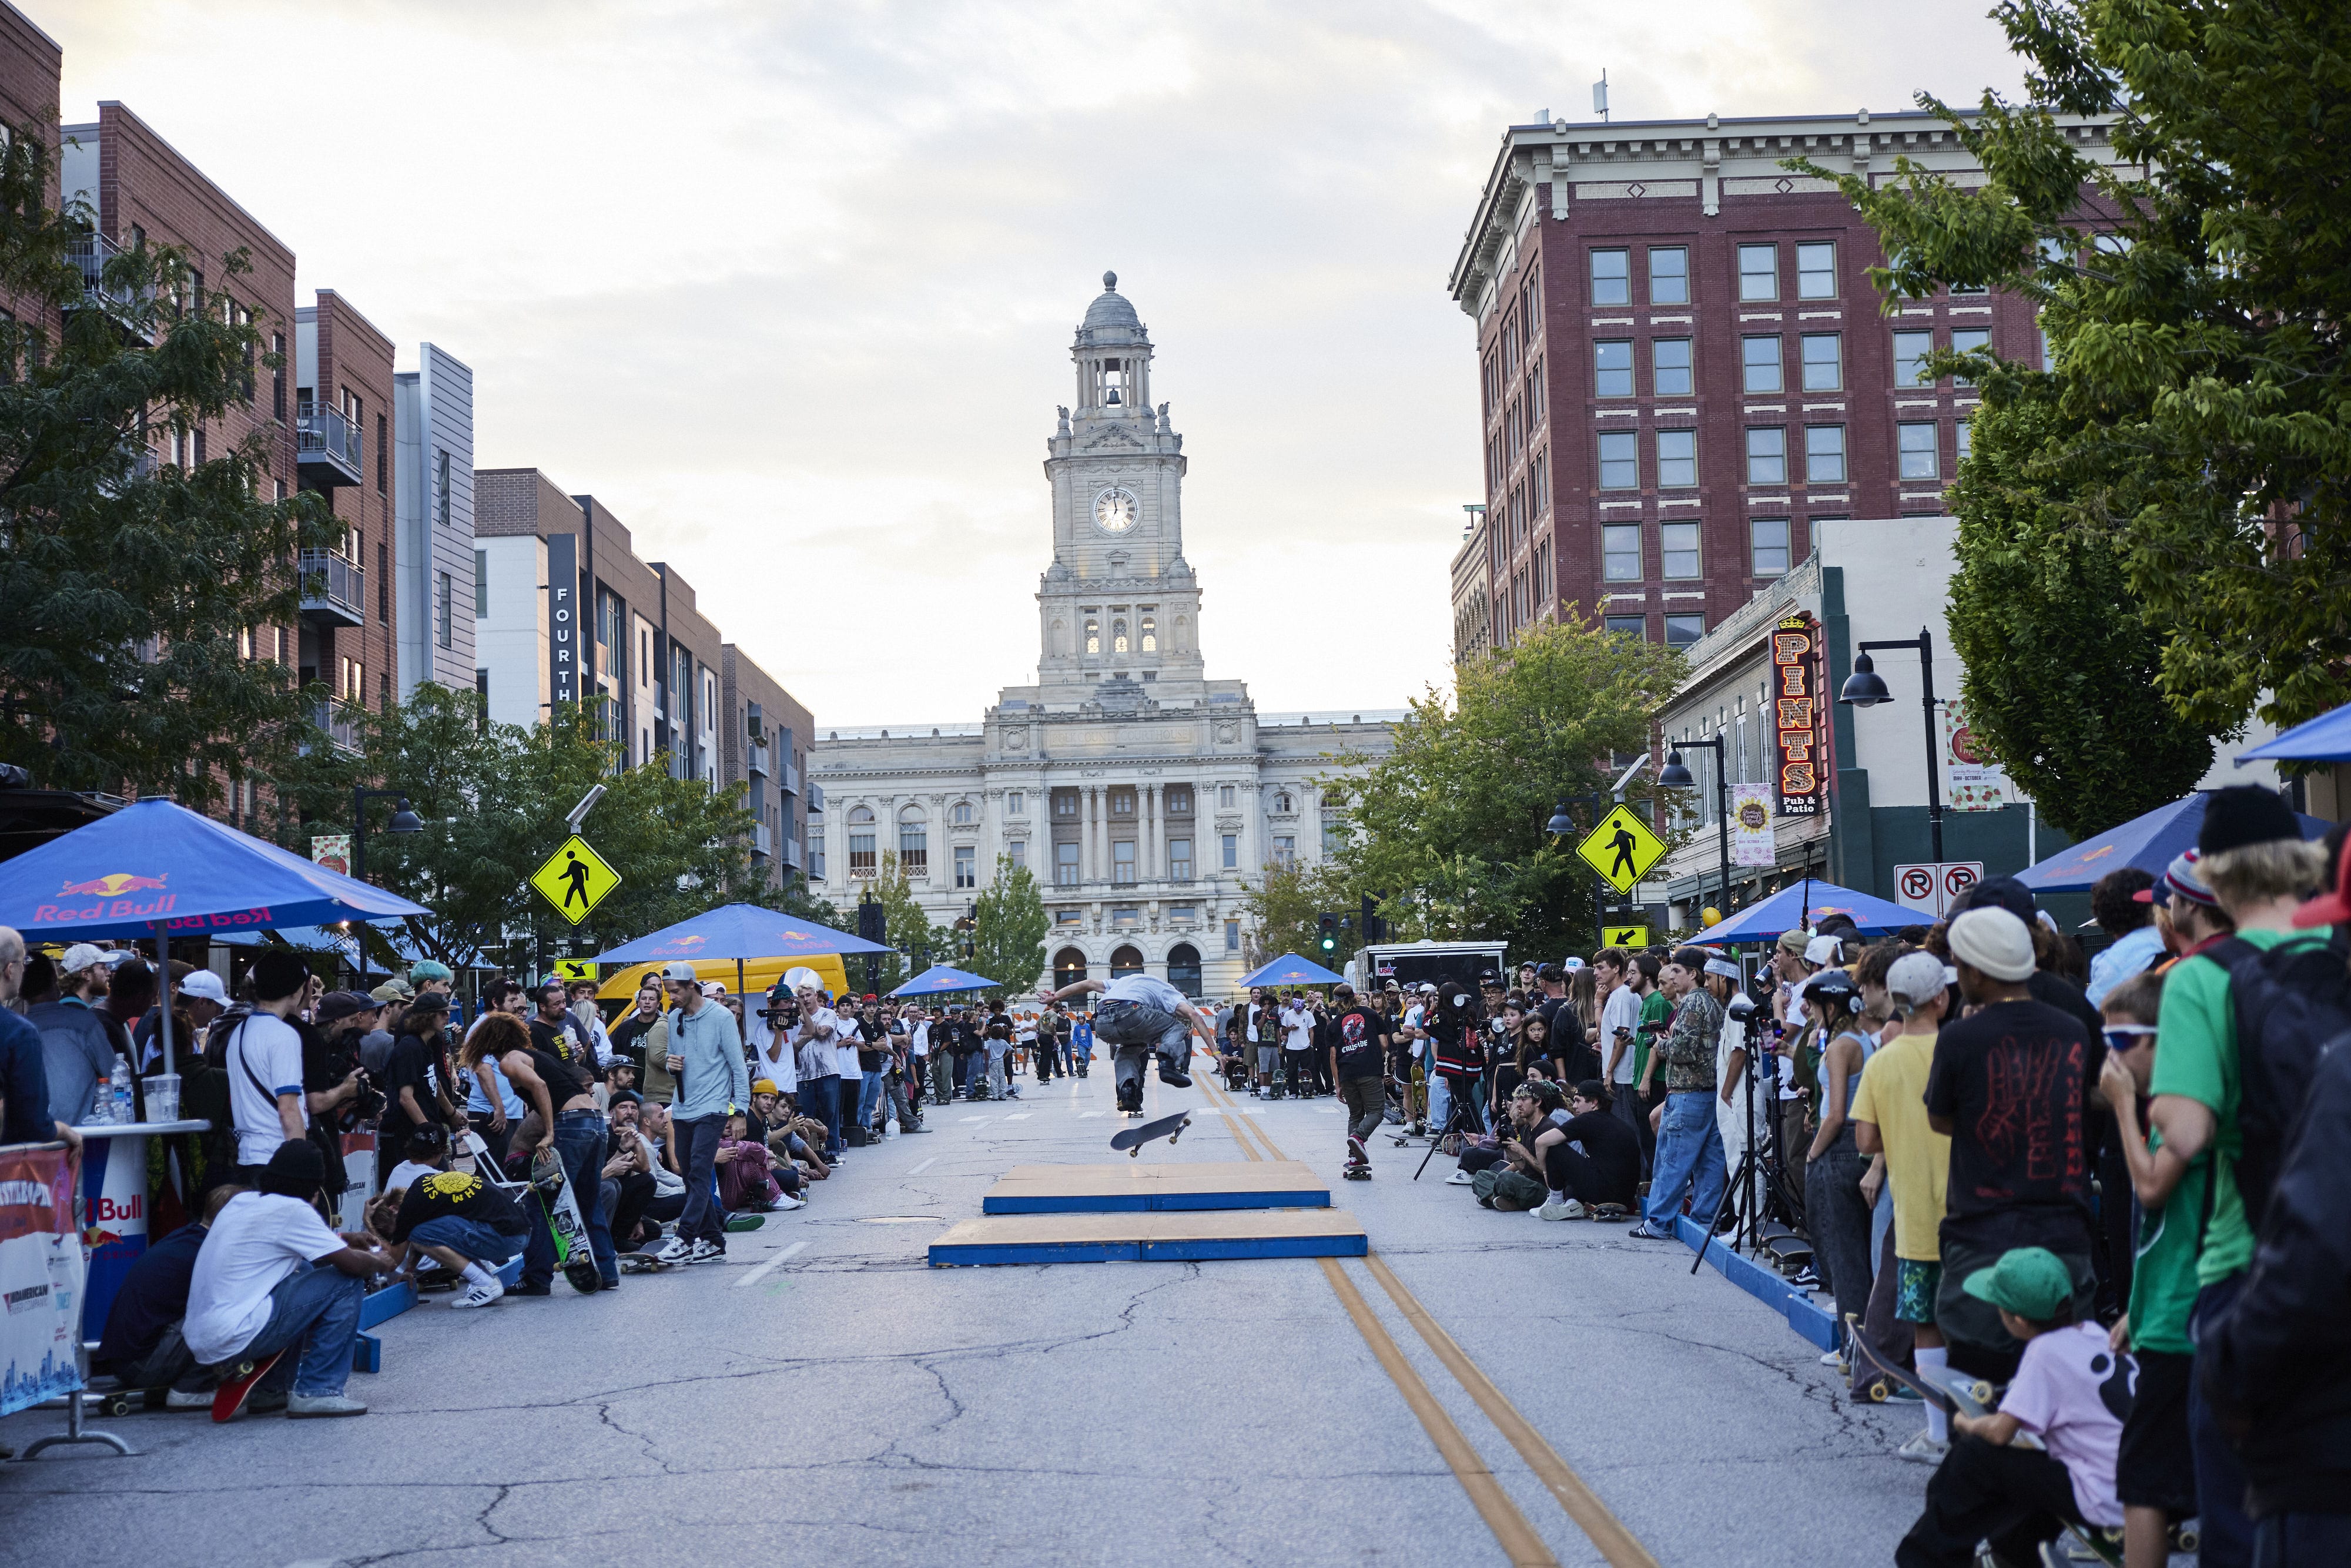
top-left (649, 1235), bottom-right (692, 1265)
top-left (687, 1238), bottom-right (726, 1264)
top-left (1157, 1062), bottom-right (1193, 1088)
top-left (775, 1191), bottom-right (808, 1210)
top-left (1625, 1221), bottom-right (1674, 1240)
top-left (1819, 1347), bottom-right (1848, 1369)
top-left (513, 1281), bottom-right (554, 1296)
top-left (1444, 1168), bottom-right (1475, 1186)
top-left (1536, 1198), bottom-right (1586, 1221)
top-left (1346, 1135), bottom-right (1368, 1165)
top-left (1895, 1430), bottom-right (1949, 1465)
top-left (450, 1279), bottom-right (505, 1309)
top-left (1791, 1265), bottom-right (1822, 1289)
top-left (287, 1393), bottom-right (369, 1418)
top-left (165, 1387), bottom-right (212, 1410)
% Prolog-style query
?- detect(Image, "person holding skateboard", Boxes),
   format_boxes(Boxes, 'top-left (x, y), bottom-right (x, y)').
top-left (1036, 971), bottom-right (1208, 1114)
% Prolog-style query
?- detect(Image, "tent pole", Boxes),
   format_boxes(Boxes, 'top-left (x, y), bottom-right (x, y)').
top-left (737, 958), bottom-right (746, 1002)
top-left (154, 919), bottom-right (175, 1078)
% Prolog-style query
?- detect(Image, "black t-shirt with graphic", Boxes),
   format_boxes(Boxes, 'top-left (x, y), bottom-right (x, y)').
top-left (390, 1167), bottom-right (529, 1241)
top-left (1924, 998), bottom-right (2096, 1252)
top-left (1331, 1007), bottom-right (1389, 1083)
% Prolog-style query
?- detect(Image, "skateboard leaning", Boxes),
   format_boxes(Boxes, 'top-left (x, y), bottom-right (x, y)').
top-left (532, 1150), bottom-right (602, 1294)
top-left (1844, 1316), bottom-right (1994, 1409)
top-left (210, 1348), bottom-right (286, 1422)
top-left (1110, 1111), bottom-right (1191, 1158)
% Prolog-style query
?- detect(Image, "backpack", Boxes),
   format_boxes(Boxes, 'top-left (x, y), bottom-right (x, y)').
top-left (2209, 931), bottom-right (2351, 1232)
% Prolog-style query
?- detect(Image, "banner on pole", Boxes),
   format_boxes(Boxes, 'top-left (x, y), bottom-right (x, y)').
top-left (1, 1144), bottom-right (85, 1416)
top-left (1729, 784), bottom-right (1776, 867)
top-left (310, 834), bottom-right (352, 877)
top-left (1943, 700), bottom-right (2010, 812)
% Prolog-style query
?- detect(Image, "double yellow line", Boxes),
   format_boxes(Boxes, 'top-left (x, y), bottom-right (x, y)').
top-left (1195, 1077), bottom-right (1657, 1568)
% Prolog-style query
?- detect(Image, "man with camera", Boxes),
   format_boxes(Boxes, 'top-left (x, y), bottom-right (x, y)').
top-left (1425, 981), bottom-right (1487, 1140)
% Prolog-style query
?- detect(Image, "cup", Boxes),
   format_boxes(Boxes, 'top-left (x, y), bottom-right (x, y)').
top-left (141, 1073), bottom-right (181, 1123)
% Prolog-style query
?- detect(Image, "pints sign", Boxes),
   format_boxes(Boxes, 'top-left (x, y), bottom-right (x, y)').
top-left (1771, 614), bottom-right (1824, 818)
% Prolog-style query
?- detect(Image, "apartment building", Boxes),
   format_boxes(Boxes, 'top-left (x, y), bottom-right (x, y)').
top-left (1446, 107), bottom-right (2125, 653)
top-left (722, 645), bottom-right (814, 884)
top-left (394, 342), bottom-right (476, 698)
top-left (0, 3), bottom-right (58, 352)
top-left (294, 290), bottom-right (399, 744)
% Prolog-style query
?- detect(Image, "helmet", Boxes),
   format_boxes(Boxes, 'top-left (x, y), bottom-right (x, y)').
top-left (1800, 968), bottom-right (1858, 1008)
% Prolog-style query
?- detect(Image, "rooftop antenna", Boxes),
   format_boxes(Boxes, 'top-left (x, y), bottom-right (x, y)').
top-left (1592, 68), bottom-right (1609, 123)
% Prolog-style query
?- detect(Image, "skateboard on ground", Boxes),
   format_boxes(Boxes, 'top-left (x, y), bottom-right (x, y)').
top-left (1342, 1165), bottom-right (1372, 1180)
top-left (1110, 1110), bottom-right (1191, 1157)
top-left (1586, 1202), bottom-right (1633, 1222)
top-left (617, 1249), bottom-right (671, 1274)
top-left (531, 1150), bottom-right (603, 1294)
top-left (210, 1348), bottom-right (286, 1422)
top-left (1844, 1316), bottom-right (1995, 1409)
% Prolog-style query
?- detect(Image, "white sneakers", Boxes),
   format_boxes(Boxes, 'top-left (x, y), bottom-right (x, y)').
top-left (775, 1191), bottom-right (808, 1210)
top-left (687, 1239), bottom-right (725, 1264)
top-left (649, 1235), bottom-right (692, 1265)
top-left (286, 1393), bottom-right (367, 1418)
top-left (1895, 1431), bottom-right (1950, 1465)
top-left (450, 1278), bottom-right (505, 1309)
top-left (1444, 1169), bottom-right (1475, 1186)
top-left (1536, 1198), bottom-right (1586, 1221)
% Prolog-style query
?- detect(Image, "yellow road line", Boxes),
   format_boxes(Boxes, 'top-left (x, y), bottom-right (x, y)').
top-left (1204, 1081), bottom-right (1658, 1568)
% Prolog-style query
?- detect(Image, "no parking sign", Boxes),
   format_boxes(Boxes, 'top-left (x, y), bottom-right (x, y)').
top-left (1892, 861), bottom-right (1983, 917)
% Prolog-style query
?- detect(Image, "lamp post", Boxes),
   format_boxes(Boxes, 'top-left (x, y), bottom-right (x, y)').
top-left (350, 787), bottom-right (423, 885)
top-left (1837, 628), bottom-right (1944, 865)
top-left (1659, 738), bottom-right (1735, 931)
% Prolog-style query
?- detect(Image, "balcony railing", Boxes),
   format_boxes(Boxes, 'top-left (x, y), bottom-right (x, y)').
top-left (752, 820), bottom-right (773, 856)
top-left (295, 408), bottom-right (363, 487)
top-left (65, 230), bottom-right (144, 315)
top-left (780, 760), bottom-right (802, 797)
top-left (298, 549), bottom-right (366, 627)
top-left (748, 741), bottom-right (769, 779)
top-left (306, 701), bottom-right (360, 757)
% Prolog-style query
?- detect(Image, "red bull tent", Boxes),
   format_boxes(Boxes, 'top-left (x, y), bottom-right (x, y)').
top-left (1238, 953), bottom-right (1347, 987)
top-left (592, 902), bottom-right (892, 1001)
top-left (0, 797), bottom-right (427, 1073)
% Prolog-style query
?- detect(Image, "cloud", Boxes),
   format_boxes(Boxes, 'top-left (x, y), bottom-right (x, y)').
top-left (48, 0), bottom-right (2025, 723)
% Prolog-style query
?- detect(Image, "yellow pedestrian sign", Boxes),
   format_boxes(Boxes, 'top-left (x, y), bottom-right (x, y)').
top-left (552, 960), bottom-right (598, 981)
top-left (531, 836), bottom-right (620, 925)
top-left (1602, 924), bottom-right (1649, 950)
top-left (1576, 805), bottom-right (1667, 894)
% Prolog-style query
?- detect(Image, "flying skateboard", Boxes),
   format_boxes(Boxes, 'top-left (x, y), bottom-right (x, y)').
top-left (531, 1149), bottom-right (603, 1294)
top-left (210, 1348), bottom-right (287, 1422)
top-left (1110, 1110), bottom-right (1191, 1157)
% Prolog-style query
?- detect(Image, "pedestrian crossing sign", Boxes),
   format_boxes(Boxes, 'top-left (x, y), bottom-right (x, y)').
top-left (531, 835), bottom-right (620, 926)
top-left (1575, 805), bottom-right (1667, 894)
top-left (1602, 925), bottom-right (1649, 950)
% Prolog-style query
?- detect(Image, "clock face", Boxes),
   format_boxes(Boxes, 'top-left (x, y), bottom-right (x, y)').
top-left (1093, 487), bottom-right (1139, 535)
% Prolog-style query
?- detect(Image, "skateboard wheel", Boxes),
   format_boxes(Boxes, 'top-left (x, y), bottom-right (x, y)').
top-left (2171, 1526), bottom-right (2199, 1553)
top-left (1966, 1380), bottom-right (1993, 1406)
top-left (1866, 1379), bottom-right (1890, 1402)
top-left (1128, 1147), bottom-right (1140, 1158)
top-left (99, 1392), bottom-right (133, 1418)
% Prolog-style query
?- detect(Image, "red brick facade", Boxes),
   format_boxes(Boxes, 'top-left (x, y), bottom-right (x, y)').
top-left (0, 2), bottom-right (59, 344)
top-left (300, 290), bottom-right (400, 716)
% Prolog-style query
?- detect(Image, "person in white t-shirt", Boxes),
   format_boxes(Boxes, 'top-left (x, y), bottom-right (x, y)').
top-left (219, 950), bottom-right (315, 1180)
top-left (1595, 948), bottom-right (1647, 1160)
top-left (1037, 972), bottom-right (1210, 1114)
top-left (182, 1141), bottom-right (394, 1418)
top-left (745, 987), bottom-right (798, 1095)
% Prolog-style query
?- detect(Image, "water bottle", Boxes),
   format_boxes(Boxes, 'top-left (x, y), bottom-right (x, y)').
top-left (110, 1056), bottom-right (135, 1123)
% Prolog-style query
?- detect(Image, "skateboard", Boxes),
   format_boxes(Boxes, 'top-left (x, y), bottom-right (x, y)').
top-left (1110, 1110), bottom-right (1191, 1157)
top-left (1844, 1316), bottom-right (1996, 1409)
top-left (1342, 1165), bottom-right (1372, 1181)
top-left (1587, 1202), bottom-right (1633, 1222)
top-left (210, 1348), bottom-right (286, 1422)
top-left (531, 1150), bottom-right (603, 1294)
top-left (618, 1249), bottom-right (672, 1274)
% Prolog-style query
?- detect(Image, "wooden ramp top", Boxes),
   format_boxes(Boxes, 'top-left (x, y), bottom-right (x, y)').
top-left (929, 1208), bottom-right (1367, 1266)
top-left (985, 1160), bottom-right (1330, 1213)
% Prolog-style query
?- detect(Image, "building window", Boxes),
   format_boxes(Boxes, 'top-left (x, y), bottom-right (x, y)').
top-left (1166, 785), bottom-right (1191, 813)
top-left (1109, 942), bottom-right (1143, 974)
top-left (1665, 614), bottom-right (1705, 648)
top-left (1007, 791), bottom-right (1026, 815)
top-left (1225, 919), bottom-right (1241, 953)
top-left (1649, 246), bottom-right (1689, 305)
top-left (1950, 327), bottom-right (1990, 386)
top-left (1737, 243), bottom-right (1778, 301)
top-left (1218, 784), bottom-right (1236, 808)
top-left (1321, 802), bottom-right (1345, 856)
top-left (1111, 788), bottom-right (1135, 816)
top-left (1589, 248), bottom-right (1630, 306)
top-left (1084, 618), bottom-right (1100, 654)
top-left (1796, 242), bottom-right (1837, 299)
top-left (1899, 423), bottom-right (1941, 480)
top-left (1055, 907), bottom-right (1081, 926)
top-left (1008, 839), bottom-right (1026, 870)
top-left (1112, 619), bottom-right (1129, 655)
top-left (1167, 943), bottom-right (1203, 999)
top-left (1603, 524), bottom-right (1643, 582)
top-left (1221, 832), bottom-right (1238, 869)
top-left (1604, 614), bottom-right (1648, 640)
top-left (1894, 330), bottom-right (1935, 387)
top-left (1657, 428), bottom-right (1697, 487)
top-left (899, 812), bottom-right (927, 874)
top-left (436, 571), bottom-right (453, 648)
top-left (1652, 338), bottom-right (1692, 398)
top-left (1054, 947), bottom-right (1088, 987)
top-left (1800, 333), bottom-right (1841, 391)
top-left (1140, 617), bottom-right (1157, 652)
top-left (1593, 340), bottom-right (1633, 398)
top-left (1741, 335), bottom-right (1783, 394)
top-left (435, 448), bottom-right (452, 528)
top-left (1955, 419), bottom-right (1974, 465)
top-left (1597, 431), bottom-right (1639, 490)
top-left (271, 333), bottom-right (286, 418)
top-left (954, 845), bottom-right (976, 888)
top-left (1660, 522), bottom-right (1700, 579)
top-left (1056, 841), bottom-right (1080, 886)
top-left (1805, 425), bottom-right (1847, 483)
top-left (951, 800), bottom-right (974, 826)
top-left (1054, 790), bottom-right (1079, 817)
top-left (1272, 835), bottom-right (1295, 867)
top-left (849, 829), bottom-right (877, 877)
top-left (1750, 517), bottom-right (1791, 577)
top-left (1112, 840), bottom-right (1137, 883)
top-left (1746, 427), bottom-right (1788, 485)
top-left (1169, 838), bottom-right (1193, 882)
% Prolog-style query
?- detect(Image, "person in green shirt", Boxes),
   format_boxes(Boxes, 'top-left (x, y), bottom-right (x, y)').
top-left (2145, 790), bottom-right (2329, 1568)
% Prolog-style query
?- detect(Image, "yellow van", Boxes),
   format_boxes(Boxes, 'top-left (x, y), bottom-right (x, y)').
top-left (595, 953), bottom-right (853, 1006)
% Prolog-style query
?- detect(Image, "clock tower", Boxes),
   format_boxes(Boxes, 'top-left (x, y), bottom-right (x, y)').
top-left (1036, 273), bottom-right (1206, 705)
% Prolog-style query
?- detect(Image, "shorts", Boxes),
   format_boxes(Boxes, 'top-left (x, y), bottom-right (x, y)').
top-left (2116, 1347), bottom-right (2197, 1515)
top-left (408, 1214), bottom-right (528, 1264)
top-left (1256, 1046), bottom-right (1278, 1073)
top-left (1895, 1258), bottom-right (1942, 1325)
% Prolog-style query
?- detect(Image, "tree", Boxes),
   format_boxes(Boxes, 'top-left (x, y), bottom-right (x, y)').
top-left (1942, 394), bottom-right (2215, 836)
top-left (1241, 859), bottom-right (1362, 969)
top-left (1330, 618), bottom-right (1685, 963)
top-left (1792, 0), bottom-right (2351, 734)
top-left (854, 852), bottom-right (950, 998)
top-left (968, 855), bottom-right (1049, 993)
top-left (0, 126), bottom-right (337, 806)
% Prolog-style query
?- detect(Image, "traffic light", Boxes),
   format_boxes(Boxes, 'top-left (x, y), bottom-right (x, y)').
top-left (1317, 913), bottom-right (1338, 953)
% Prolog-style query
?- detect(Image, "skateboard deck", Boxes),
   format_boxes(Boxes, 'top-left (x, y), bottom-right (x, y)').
top-left (532, 1151), bottom-right (602, 1294)
top-left (210, 1348), bottom-right (286, 1422)
top-left (1110, 1110), bottom-right (1191, 1157)
top-left (1845, 1317), bottom-right (1997, 1410)
top-left (617, 1251), bottom-right (671, 1274)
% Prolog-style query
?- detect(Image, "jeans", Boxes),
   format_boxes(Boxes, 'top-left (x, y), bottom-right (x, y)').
top-left (1340, 1075), bottom-right (1384, 1147)
top-left (1806, 1128), bottom-right (1873, 1343)
top-left (674, 1113), bottom-right (727, 1247)
top-left (804, 1073), bottom-right (842, 1157)
top-left (408, 1214), bottom-right (525, 1265)
top-left (986, 1051), bottom-right (1007, 1097)
top-left (554, 1110), bottom-right (621, 1285)
top-left (237, 1260), bottom-right (364, 1399)
top-left (112, 1322), bottom-right (210, 1395)
top-left (1609, 1077), bottom-right (1647, 1175)
top-left (929, 1052), bottom-right (953, 1102)
top-left (1094, 999), bottom-right (1188, 1059)
top-left (2191, 1272), bottom-right (2256, 1568)
top-left (1645, 1090), bottom-right (1726, 1233)
top-left (856, 1069), bottom-right (886, 1131)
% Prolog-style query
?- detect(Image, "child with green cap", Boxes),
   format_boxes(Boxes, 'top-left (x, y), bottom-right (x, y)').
top-left (1897, 1245), bottom-right (2132, 1568)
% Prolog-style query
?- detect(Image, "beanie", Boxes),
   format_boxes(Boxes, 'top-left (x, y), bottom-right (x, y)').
top-left (2199, 786), bottom-right (2299, 858)
top-left (1947, 906), bottom-right (2036, 983)
top-left (251, 949), bottom-right (312, 1003)
top-left (259, 1137), bottom-right (326, 1199)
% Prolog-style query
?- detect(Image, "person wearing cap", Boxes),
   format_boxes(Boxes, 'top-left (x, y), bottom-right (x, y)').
top-left (649, 958), bottom-right (752, 1265)
top-left (781, 972), bottom-right (845, 1156)
top-left (1627, 947), bottom-right (1727, 1241)
top-left (383, 986), bottom-right (460, 1192)
top-left (2143, 850), bottom-right (2233, 971)
top-left (182, 1140), bottom-right (397, 1418)
top-left (1925, 907), bottom-right (2099, 1383)
top-left (31, 940), bottom-right (123, 1127)
top-left (746, 985), bottom-right (799, 1101)
top-left (1801, 964), bottom-right (1877, 1352)
top-left (2140, 786), bottom-right (2330, 1564)
top-left (1897, 1245), bottom-right (2129, 1567)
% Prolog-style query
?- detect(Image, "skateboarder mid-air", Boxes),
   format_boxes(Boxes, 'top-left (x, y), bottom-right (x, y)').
top-left (1035, 971), bottom-right (1213, 1114)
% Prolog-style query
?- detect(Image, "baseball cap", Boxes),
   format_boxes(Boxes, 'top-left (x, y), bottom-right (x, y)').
top-left (1477, 969), bottom-right (1503, 986)
top-left (1961, 1245), bottom-right (2075, 1323)
top-left (1416, 981), bottom-right (1438, 994)
top-left (58, 943), bottom-right (105, 975)
top-left (1955, 874), bottom-right (2038, 927)
top-left (315, 990), bottom-right (374, 1024)
top-left (660, 961), bottom-right (699, 983)
top-left (783, 966), bottom-right (822, 991)
top-left (701, 981), bottom-right (727, 998)
top-left (1534, 963), bottom-right (1561, 982)
top-left (1886, 952), bottom-right (1948, 1011)
top-left (370, 979), bottom-right (414, 1003)
top-left (1803, 934), bottom-right (1845, 967)
top-left (406, 990), bottom-right (451, 1016)
top-left (1775, 930), bottom-right (1811, 957)
top-left (176, 969), bottom-right (229, 1003)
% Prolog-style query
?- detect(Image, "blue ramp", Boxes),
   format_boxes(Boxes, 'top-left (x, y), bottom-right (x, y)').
top-left (982, 1161), bottom-right (1330, 1214)
top-left (929, 1209), bottom-right (1367, 1266)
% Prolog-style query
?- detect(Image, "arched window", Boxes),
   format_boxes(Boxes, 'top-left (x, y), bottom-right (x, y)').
top-left (1113, 619), bottom-right (1129, 655)
top-left (1051, 618), bottom-right (1069, 655)
top-left (1167, 943), bottom-right (1202, 997)
top-left (1053, 947), bottom-right (1089, 989)
top-left (848, 806), bottom-right (875, 824)
top-left (1140, 617), bottom-right (1157, 652)
top-left (1085, 618), bottom-right (1100, 655)
top-left (897, 805), bottom-right (927, 873)
top-left (848, 806), bottom-right (876, 877)
top-left (1110, 944), bottom-right (1144, 978)
top-left (951, 800), bottom-right (974, 826)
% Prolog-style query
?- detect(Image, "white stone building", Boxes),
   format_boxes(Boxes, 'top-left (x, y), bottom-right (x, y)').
top-left (811, 274), bottom-right (1398, 999)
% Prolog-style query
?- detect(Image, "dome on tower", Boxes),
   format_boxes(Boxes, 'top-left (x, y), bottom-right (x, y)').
top-left (1082, 270), bottom-right (1141, 331)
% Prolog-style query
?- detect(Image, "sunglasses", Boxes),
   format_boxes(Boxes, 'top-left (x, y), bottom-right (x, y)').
top-left (2102, 1025), bottom-right (2158, 1052)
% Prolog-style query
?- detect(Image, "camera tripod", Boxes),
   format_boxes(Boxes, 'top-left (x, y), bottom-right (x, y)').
top-left (1690, 1016), bottom-right (1770, 1274)
top-left (1412, 1080), bottom-right (1486, 1181)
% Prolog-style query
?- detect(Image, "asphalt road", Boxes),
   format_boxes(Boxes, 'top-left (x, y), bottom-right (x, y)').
top-left (2, 1056), bottom-right (1940, 1566)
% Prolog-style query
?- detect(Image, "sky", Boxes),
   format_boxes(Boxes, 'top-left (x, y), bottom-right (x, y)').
top-left (47, 1), bottom-right (2027, 728)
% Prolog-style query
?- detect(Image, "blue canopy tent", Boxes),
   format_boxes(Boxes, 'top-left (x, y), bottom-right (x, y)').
top-left (2015, 792), bottom-right (2329, 894)
top-left (1690, 880), bottom-right (1921, 946)
top-left (0, 797), bottom-right (427, 1071)
top-left (888, 963), bottom-right (1003, 997)
top-left (593, 901), bottom-right (893, 1002)
top-left (1238, 953), bottom-right (1347, 987)
top-left (2239, 701), bottom-right (2351, 766)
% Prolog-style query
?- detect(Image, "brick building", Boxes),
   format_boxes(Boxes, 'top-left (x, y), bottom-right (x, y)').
top-left (0, 2), bottom-right (59, 351)
top-left (295, 290), bottom-right (400, 743)
top-left (1446, 108), bottom-right (2125, 652)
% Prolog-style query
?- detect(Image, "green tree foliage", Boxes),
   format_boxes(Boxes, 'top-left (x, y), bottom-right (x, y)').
top-left (1329, 618), bottom-right (1684, 963)
top-left (0, 126), bottom-right (337, 805)
top-left (968, 855), bottom-right (1049, 993)
top-left (849, 853), bottom-right (949, 997)
top-left (1241, 859), bottom-right (1362, 970)
top-left (1792, 0), bottom-right (2351, 735)
top-left (1943, 396), bottom-right (2215, 835)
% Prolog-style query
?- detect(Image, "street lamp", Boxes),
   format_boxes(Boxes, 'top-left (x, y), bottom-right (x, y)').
top-left (351, 787), bottom-right (422, 884)
top-left (1659, 738), bottom-right (1735, 932)
top-left (1838, 628), bottom-right (1945, 865)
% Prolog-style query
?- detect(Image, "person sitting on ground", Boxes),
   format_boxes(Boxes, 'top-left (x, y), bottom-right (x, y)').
top-left (182, 1141), bottom-right (396, 1418)
top-left (715, 1110), bottom-right (799, 1212)
top-left (1897, 1247), bottom-right (2131, 1568)
top-left (1458, 1083), bottom-right (1554, 1210)
top-left (94, 1184), bottom-right (245, 1408)
top-left (1536, 1079), bottom-right (1642, 1221)
top-left (748, 1082), bottom-right (828, 1183)
top-left (371, 1160), bottom-right (531, 1310)
top-left (599, 1091), bottom-right (662, 1251)
top-left (624, 1097), bottom-right (691, 1237)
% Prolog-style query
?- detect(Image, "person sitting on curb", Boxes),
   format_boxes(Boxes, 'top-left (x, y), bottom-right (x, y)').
top-left (716, 1110), bottom-right (801, 1211)
top-left (369, 1161), bottom-right (532, 1310)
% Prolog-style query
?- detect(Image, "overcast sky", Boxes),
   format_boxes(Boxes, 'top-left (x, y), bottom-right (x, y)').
top-left (51, 1), bottom-right (2024, 728)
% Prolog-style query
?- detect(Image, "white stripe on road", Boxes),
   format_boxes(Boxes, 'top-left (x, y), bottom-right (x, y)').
top-left (1003, 1113), bottom-right (1031, 1121)
top-left (1079, 1111), bottom-right (1104, 1119)
top-left (959, 1115), bottom-right (988, 1123)
top-left (907, 1157), bottom-right (936, 1175)
top-left (733, 1240), bottom-right (808, 1288)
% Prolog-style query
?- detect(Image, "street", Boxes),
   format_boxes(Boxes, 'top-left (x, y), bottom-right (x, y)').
top-left (2, 1057), bottom-right (1930, 1567)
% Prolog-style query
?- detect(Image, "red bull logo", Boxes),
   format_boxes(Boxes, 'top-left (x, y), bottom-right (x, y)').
top-left (58, 871), bottom-right (168, 897)
top-left (34, 869), bottom-right (180, 923)
top-left (658, 934), bottom-right (709, 955)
